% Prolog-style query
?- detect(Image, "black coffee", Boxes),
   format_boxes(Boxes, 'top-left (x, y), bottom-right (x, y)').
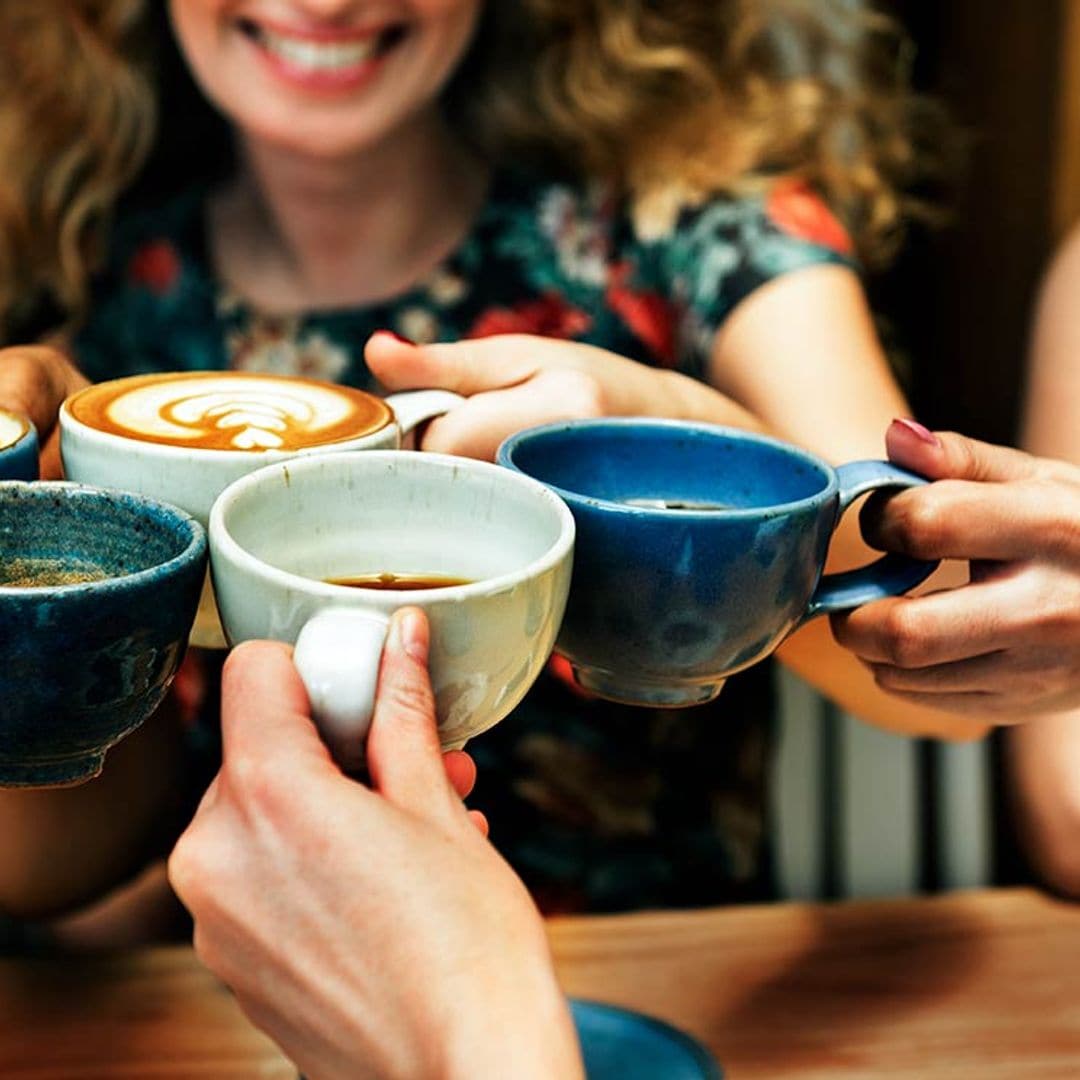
top-left (325, 572), bottom-right (474, 591)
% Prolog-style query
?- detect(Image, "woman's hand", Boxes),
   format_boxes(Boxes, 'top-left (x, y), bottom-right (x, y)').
top-left (831, 420), bottom-right (1080, 718)
top-left (365, 331), bottom-right (763, 461)
top-left (0, 345), bottom-right (88, 478)
top-left (169, 610), bottom-right (582, 1080)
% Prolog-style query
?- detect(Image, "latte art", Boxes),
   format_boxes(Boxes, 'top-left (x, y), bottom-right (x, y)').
top-left (0, 411), bottom-right (29, 451)
top-left (67, 373), bottom-right (392, 451)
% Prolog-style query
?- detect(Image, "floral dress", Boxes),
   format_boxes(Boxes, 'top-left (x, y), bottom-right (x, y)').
top-left (76, 170), bottom-right (853, 913)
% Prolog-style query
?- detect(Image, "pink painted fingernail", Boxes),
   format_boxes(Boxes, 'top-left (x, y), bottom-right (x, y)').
top-left (892, 418), bottom-right (941, 447)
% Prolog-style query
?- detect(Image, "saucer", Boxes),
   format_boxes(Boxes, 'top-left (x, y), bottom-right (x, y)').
top-left (571, 999), bottom-right (722, 1079)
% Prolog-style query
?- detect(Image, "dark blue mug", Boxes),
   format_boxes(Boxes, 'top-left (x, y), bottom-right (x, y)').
top-left (0, 408), bottom-right (38, 481)
top-left (0, 482), bottom-right (207, 786)
top-left (497, 419), bottom-right (936, 707)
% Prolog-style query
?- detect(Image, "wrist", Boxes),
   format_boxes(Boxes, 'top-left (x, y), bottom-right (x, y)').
top-left (436, 949), bottom-right (584, 1080)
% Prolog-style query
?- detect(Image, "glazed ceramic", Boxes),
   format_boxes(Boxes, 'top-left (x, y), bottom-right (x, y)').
top-left (0, 408), bottom-right (38, 481)
top-left (60, 381), bottom-right (461, 648)
top-left (498, 419), bottom-right (936, 706)
top-left (209, 450), bottom-right (575, 767)
top-left (0, 482), bottom-right (206, 786)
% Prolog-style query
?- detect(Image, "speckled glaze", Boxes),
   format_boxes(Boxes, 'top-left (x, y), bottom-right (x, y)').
top-left (498, 419), bottom-right (935, 706)
top-left (0, 482), bottom-right (207, 786)
top-left (0, 409), bottom-right (38, 481)
top-left (209, 450), bottom-right (574, 760)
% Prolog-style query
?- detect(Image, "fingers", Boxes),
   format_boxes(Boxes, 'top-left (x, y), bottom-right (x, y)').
top-left (885, 420), bottom-right (1048, 483)
top-left (365, 332), bottom-right (540, 395)
top-left (219, 640), bottom-right (337, 777)
top-left (443, 749), bottom-right (477, 800)
top-left (0, 346), bottom-right (84, 438)
top-left (859, 473), bottom-right (1080, 563)
top-left (365, 608), bottom-right (461, 824)
top-left (468, 809), bottom-right (490, 838)
top-left (419, 370), bottom-right (603, 459)
top-left (832, 560), bottom-right (1080, 668)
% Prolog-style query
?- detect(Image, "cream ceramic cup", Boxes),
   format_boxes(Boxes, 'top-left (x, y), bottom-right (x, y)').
top-left (59, 372), bottom-right (462, 647)
top-left (208, 450), bottom-right (575, 764)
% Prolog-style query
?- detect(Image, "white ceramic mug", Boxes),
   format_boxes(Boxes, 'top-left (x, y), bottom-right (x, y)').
top-left (59, 372), bottom-right (462, 647)
top-left (208, 450), bottom-right (575, 764)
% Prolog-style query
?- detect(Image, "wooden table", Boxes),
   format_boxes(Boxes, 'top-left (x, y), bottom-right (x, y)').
top-left (1, 888), bottom-right (1078, 1078)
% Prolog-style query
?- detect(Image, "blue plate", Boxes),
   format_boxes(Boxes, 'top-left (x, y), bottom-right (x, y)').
top-left (571, 999), bottom-right (722, 1079)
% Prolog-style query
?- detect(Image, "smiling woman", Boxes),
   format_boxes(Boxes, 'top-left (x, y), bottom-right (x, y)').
top-left (169, 1), bottom-right (482, 158)
top-left (0, 0), bottom-right (967, 966)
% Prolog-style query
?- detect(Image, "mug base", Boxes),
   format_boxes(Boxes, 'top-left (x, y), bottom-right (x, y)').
top-left (570, 666), bottom-right (726, 708)
top-left (0, 751), bottom-right (107, 788)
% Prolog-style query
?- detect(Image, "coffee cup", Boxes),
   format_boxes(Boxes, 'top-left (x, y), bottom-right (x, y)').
top-left (497, 419), bottom-right (937, 706)
top-left (0, 408), bottom-right (38, 481)
top-left (0, 481), bottom-right (206, 786)
top-left (59, 371), bottom-right (462, 647)
top-left (208, 450), bottom-right (575, 767)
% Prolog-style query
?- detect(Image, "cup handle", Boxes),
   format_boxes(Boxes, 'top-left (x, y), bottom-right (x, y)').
top-left (801, 461), bottom-right (939, 622)
top-left (385, 390), bottom-right (465, 438)
top-left (292, 609), bottom-right (390, 773)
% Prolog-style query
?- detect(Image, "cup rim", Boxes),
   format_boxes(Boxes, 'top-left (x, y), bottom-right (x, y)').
top-left (60, 371), bottom-right (398, 461)
top-left (0, 480), bottom-right (207, 595)
top-left (497, 418), bottom-right (839, 519)
top-left (0, 407), bottom-right (35, 454)
top-left (209, 449), bottom-right (576, 600)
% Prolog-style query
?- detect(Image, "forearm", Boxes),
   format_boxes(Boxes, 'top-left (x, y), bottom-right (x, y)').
top-left (1006, 713), bottom-right (1080, 898)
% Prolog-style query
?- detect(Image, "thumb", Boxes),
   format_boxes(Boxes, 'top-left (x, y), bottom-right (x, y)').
top-left (365, 331), bottom-right (543, 395)
top-left (886, 418), bottom-right (1043, 483)
top-left (365, 607), bottom-right (461, 823)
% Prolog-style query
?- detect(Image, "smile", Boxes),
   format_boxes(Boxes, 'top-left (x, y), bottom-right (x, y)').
top-left (238, 19), bottom-right (406, 78)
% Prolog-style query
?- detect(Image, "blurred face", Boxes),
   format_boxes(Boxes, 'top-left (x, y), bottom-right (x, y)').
top-left (168, 1), bottom-right (483, 159)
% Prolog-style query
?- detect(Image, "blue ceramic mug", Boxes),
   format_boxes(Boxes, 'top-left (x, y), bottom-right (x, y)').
top-left (497, 419), bottom-right (937, 707)
top-left (0, 407), bottom-right (38, 481)
top-left (0, 482), bottom-right (207, 786)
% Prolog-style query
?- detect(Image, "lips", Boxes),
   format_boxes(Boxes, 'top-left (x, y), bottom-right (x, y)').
top-left (237, 17), bottom-right (406, 81)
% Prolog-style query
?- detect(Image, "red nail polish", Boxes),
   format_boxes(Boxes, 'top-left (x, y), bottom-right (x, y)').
top-left (892, 417), bottom-right (941, 447)
top-left (380, 330), bottom-right (416, 346)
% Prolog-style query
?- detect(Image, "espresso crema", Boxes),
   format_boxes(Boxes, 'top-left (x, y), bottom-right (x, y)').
top-left (66, 372), bottom-right (393, 452)
top-left (0, 410), bottom-right (29, 451)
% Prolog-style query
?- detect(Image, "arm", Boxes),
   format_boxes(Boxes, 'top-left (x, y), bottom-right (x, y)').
top-left (169, 611), bottom-right (583, 1080)
top-left (1010, 226), bottom-right (1080, 896)
top-left (365, 331), bottom-right (764, 462)
top-left (710, 264), bottom-right (990, 740)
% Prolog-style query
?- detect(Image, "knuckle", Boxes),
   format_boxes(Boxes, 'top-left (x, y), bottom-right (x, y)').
top-left (538, 369), bottom-right (606, 417)
top-left (885, 491), bottom-right (952, 559)
top-left (878, 604), bottom-right (932, 668)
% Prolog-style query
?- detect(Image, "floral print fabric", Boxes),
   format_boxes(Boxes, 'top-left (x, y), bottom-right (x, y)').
top-left (76, 170), bottom-right (852, 912)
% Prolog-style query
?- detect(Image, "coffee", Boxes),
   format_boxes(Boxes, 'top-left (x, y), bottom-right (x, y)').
top-left (325, 572), bottom-right (475, 591)
top-left (0, 410), bottom-right (29, 452)
top-left (0, 558), bottom-right (110, 589)
top-left (66, 371), bottom-right (392, 452)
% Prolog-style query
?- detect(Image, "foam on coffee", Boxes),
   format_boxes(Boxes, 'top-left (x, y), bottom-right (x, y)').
top-left (0, 411), bottom-right (29, 451)
top-left (67, 372), bottom-right (393, 451)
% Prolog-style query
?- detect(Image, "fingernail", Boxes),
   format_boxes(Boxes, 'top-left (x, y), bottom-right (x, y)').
top-left (393, 609), bottom-right (428, 663)
top-left (380, 330), bottom-right (416, 346)
top-left (892, 418), bottom-right (941, 447)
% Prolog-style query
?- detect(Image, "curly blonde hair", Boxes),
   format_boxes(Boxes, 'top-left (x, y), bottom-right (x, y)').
top-left (455, 0), bottom-right (945, 263)
top-left (0, 0), bottom-right (941, 340)
top-left (0, 1), bottom-right (154, 341)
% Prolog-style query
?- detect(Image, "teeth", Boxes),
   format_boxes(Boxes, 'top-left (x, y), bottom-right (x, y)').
top-left (257, 28), bottom-right (380, 71)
